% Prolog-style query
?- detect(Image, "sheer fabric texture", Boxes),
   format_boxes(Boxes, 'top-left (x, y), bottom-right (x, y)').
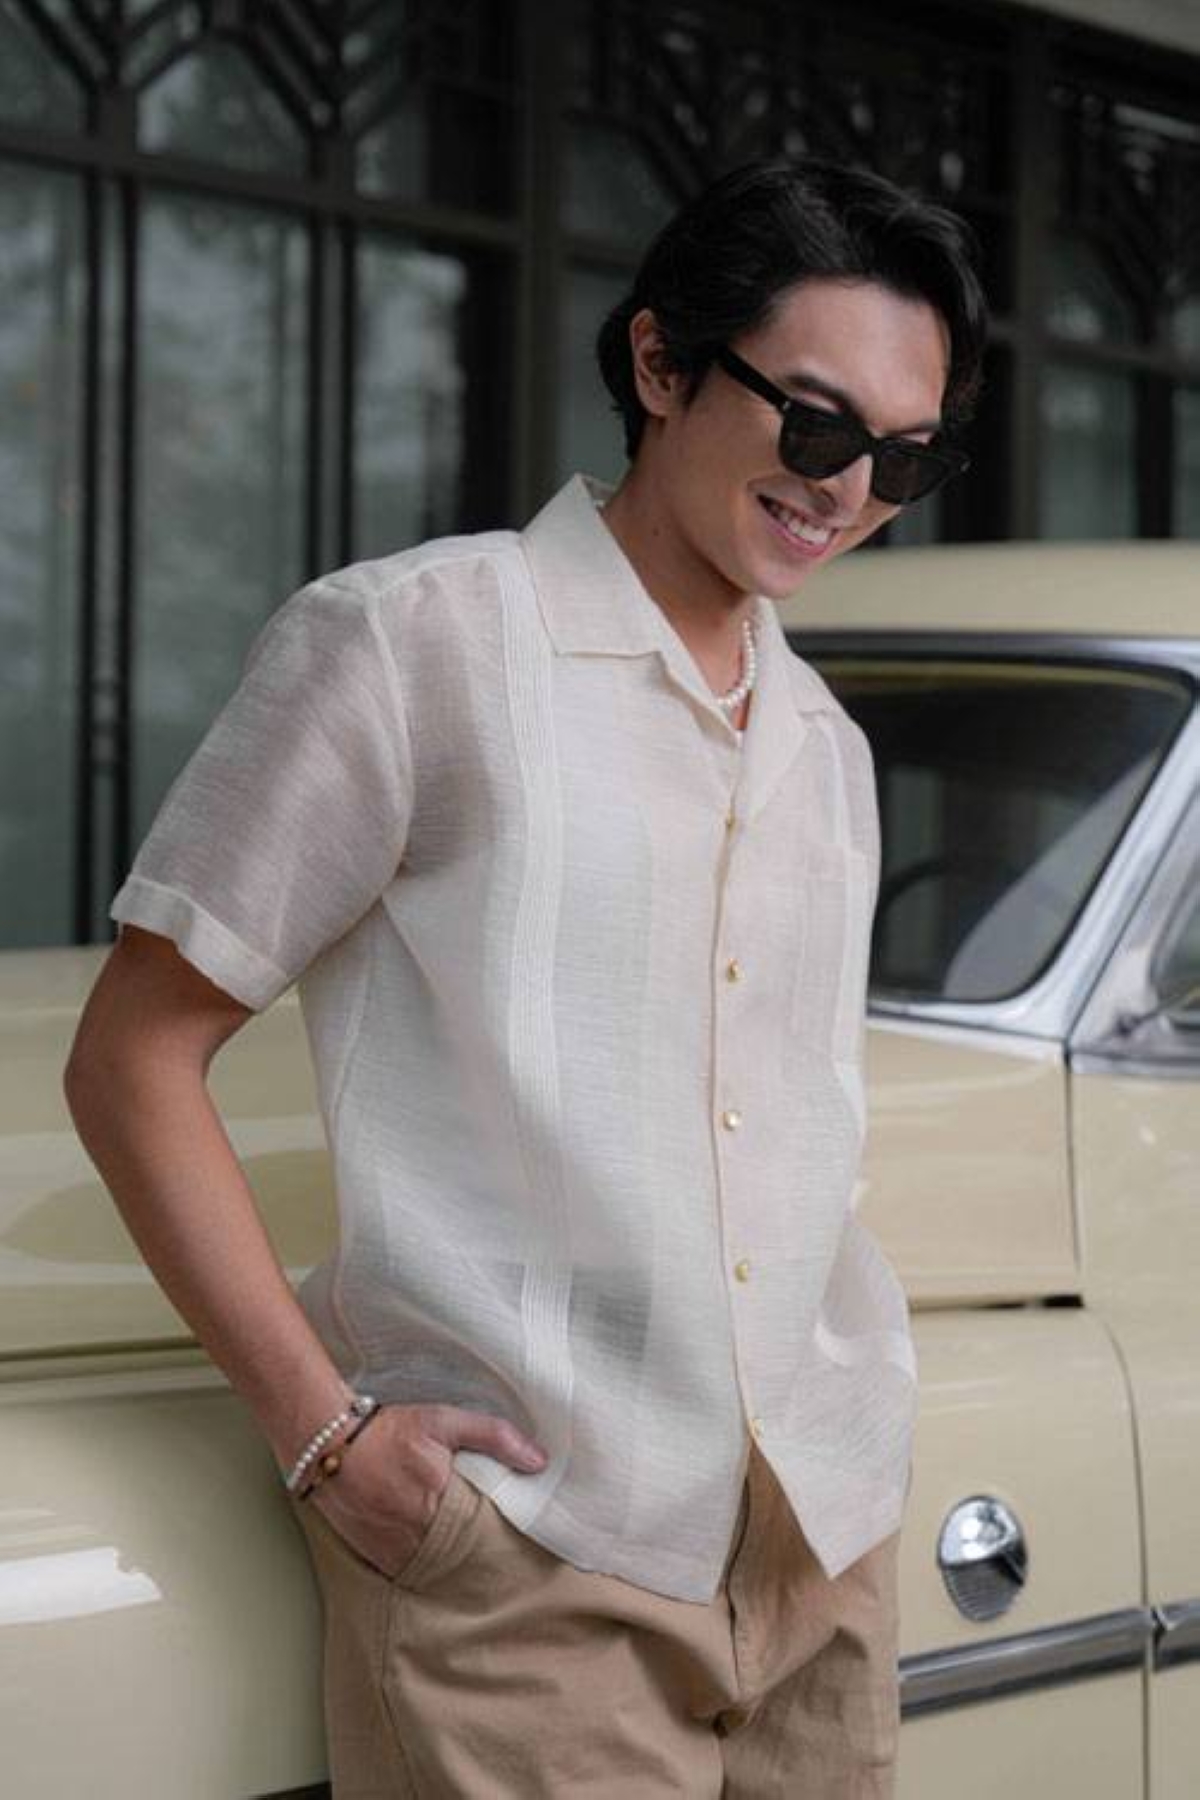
top-left (111, 474), bottom-right (915, 1601)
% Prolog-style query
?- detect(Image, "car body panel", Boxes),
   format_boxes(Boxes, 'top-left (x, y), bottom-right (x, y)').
top-left (1, 947), bottom-right (331, 1357)
top-left (777, 540), bottom-right (1199, 641)
top-left (0, 1352), bottom-right (325, 1800)
top-left (899, 1309), bottom-right (1142, 1653)
top-left (858, 1022), bottom-right (1078, 1304)
top-left (896, 1306), bottom-right (1145, 1797)
top-left (897, 1679), bottom-right (1144, 1800)
top-left (1072, 1069), bottom-right (1200, 1800)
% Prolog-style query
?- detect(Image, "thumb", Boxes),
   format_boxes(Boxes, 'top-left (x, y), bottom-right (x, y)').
top-left (432, 1405), bottom-right (548, 1473)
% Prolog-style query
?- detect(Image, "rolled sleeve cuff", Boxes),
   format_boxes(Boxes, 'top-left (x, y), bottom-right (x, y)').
top-left (110, 874), bottom-right (293, 1012)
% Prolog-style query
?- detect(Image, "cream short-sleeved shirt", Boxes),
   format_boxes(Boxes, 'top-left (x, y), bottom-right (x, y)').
top-left (111, 473), bottom-right (916, 1603)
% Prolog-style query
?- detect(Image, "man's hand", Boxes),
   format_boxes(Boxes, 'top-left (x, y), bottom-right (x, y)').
top-left (309, 1403), bottom-right (547, 1576)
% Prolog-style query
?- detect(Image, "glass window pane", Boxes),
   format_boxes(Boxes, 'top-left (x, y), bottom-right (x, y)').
top-left (1156, 886), bottom-right (1200, 1019)
top-left (134, 195), bottom-right (308, 842)
top-left (1170, 296), bottom-right (1200, 362)
top-left (1040, 364), bottom-right (1136, 538)
top-left (805, 657), bottom-right (1191, 1003)
top-left (357, 102), bottom-right (427, 205)
top-left (1046, 238), bottom-right (1140, 345)
top-left (348, 3), bottom-right (515, 211)
top-left (137, 43), bottom-right (305, 176)
top-left (565, 123), bottom-right (677, 246)
top-left (1174, 387), bottom-right (1200, 538)
top-left (559, 266), bottom-right (629, 487)
top-left (0, 2), bottom-right (82, 130)
top-left (0, 161), bottom-right (83, 947)
top-left (354, 239), bottom-right (471, 558)
top-left (356, 92), bottom-right (514, 212)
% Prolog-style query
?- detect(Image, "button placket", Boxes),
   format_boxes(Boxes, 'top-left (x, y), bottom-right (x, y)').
top-left (714, 789), bottom-right (768, 1464)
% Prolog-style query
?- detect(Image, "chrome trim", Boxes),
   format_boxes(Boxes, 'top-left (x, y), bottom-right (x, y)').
top-left (789, 631), bottom-right (1199, 1046)
top-left (1071, 1051), bottom-right (1200, 1081)
top-left (937, 1496), bottom-right (1028, 1622)
top-left (899, 1608), bottom-right (1152, 1717)
top-left (1154, 1600), bottom-right (1200, 1670)
top-left (793, 628), bottom-right (1200, 682)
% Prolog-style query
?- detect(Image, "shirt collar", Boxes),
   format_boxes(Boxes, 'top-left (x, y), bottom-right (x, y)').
top-left (519, 472), bottom-right (839, 718)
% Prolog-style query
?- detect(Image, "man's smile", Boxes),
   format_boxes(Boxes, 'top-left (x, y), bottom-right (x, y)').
top-left (758, 494), bottom-right (840, 554)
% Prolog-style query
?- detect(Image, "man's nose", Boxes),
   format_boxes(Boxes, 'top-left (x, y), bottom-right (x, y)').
top-left (816, 452), bottom-right (875, 515)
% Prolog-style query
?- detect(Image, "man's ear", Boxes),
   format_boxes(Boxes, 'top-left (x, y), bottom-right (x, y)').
top-left (628, 307), bottom-right (682, 420)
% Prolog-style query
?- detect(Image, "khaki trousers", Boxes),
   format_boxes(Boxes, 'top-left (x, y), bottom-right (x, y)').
top-left (292, 1442), bottom-right (900, 1797)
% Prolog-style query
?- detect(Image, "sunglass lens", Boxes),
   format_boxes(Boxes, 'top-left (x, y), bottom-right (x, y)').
top-left (873, 447), bottom-right (947, 505)
top-left (778, 399), bottom-right (964, 505)
top-left (779, 412), bottom-right (864, 481)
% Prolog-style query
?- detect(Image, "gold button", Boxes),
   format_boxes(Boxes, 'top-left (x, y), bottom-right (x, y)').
top-left (721, 1108), bottom-right (742, 1131)
top-left (725, 807), bottom-right (736, 831)
top-left (734, 1258), bottom-right (751, 1283)
top-left (750, 1416), bottom-right (765, 1440)
top-left (725, 958), bottom-right (743, 983)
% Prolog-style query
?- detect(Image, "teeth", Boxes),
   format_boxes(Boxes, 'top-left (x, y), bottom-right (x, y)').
top-left (763, 498), bottom-right (832, 546)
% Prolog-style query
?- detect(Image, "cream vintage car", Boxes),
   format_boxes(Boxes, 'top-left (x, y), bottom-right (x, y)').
top-left (4, 541), bottom-right (1199, 1798)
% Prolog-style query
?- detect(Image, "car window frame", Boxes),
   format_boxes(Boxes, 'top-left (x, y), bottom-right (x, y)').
top-left (1069, 782), bottom-right (1200, 1076)
top-left (789, 629), bottom-right (1200, 1049)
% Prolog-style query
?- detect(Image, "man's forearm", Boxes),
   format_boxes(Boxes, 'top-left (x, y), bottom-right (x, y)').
top-left (63, 1051), bottom-right (348, 1468)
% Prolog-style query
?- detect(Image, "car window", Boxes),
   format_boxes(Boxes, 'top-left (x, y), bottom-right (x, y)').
top-left (804, 655), bottom-right (1193, 1003)
top-left (1154, 883), bottom-right (1200, 1028)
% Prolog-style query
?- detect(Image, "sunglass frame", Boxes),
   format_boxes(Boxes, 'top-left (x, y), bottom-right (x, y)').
top-left (714, 346), bottom-right (969, 506)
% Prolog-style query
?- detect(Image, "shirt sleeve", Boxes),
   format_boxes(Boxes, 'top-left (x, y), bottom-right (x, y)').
top-left (109, 572), bottom-right (413, 1010)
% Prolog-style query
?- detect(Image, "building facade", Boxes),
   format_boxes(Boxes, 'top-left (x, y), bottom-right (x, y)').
top-left (2, 0), bottom-right (1198, 949)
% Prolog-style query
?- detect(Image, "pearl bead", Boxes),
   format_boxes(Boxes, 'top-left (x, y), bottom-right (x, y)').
top-left (716, 620), bottom-right (757, 716)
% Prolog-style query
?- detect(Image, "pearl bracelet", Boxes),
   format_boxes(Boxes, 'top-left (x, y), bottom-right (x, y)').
top-left (295, 1401), bottom-right (384, 1501)
top-left (284, 1392), bottom-right (378, 1494)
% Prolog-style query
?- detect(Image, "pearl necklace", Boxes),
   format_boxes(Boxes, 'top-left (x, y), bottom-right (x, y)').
top-left (715, 618), bottom-right (758, 718)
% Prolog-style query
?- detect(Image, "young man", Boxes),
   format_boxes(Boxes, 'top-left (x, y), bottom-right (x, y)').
top-left (65, 158), bottom-right (986, 1795)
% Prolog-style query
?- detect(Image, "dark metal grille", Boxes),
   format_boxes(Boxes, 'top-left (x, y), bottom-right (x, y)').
top-left (568, 0), bottom-right (1007, 211)
top-left (11, 0), bottom-right (514, 132)
top-left (1051, 74), bottom-right (1200, 346)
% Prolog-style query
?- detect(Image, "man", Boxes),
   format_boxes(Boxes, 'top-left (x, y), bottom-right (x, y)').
top-left (65, 157), bottom-right (986, 1795)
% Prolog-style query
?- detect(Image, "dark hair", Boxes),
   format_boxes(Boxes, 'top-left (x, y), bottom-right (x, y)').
top-left (596, 157), bottom-right (988, 459)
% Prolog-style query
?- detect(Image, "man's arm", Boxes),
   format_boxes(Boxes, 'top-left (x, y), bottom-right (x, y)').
top-left (63, 923), bottom-right (546, 1572)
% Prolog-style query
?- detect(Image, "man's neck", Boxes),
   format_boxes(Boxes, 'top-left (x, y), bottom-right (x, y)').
top-left (599, 470), bottom-right (755, 697)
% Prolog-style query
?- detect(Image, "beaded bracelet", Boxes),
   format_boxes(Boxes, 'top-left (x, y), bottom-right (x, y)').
top-left (284, 1393), bottom-right (378, 1495)
top-left (296, 1400), bottom-right (384, 1502)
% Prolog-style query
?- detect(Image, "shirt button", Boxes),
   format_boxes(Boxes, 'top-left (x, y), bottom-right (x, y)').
top-left (725, 807), bottom-right (736, 831)
top-left (721, 1108), bottom-right (743, 1132)
top-left (734, 1258), bottom-right (751, 1283)
top-left (724, 958), bottom-right (743, 983)
top-left (750, 1416), bottom-right (766, 1440)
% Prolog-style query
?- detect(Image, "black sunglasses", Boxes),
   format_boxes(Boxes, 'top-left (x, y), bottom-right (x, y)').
top-left (714, 346), bottom-right (969, 506)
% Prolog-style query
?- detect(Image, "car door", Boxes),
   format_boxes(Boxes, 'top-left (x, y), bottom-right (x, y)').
top-left (1069, 784), bottom-right (1200, 1800)
top-left (857, 1021), bottom-right (1147, 1800)
top-left (801, 640), bottom-right (1189, 1800)
top-left (0, 955), bottom-right (332, 1798)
